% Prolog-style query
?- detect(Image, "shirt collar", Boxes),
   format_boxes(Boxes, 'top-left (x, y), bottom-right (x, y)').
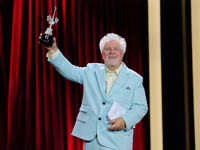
top-left (105, 63), bottom-right (123, 76)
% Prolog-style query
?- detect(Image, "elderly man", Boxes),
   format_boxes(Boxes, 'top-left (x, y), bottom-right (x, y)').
top-left (39, 33), bottom-right (148, 150)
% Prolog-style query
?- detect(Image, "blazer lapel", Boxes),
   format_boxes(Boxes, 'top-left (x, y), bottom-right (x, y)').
top-left (106, 63), bottom-right (130, 99)
top-left (95, 65), bottom-right (106, 98)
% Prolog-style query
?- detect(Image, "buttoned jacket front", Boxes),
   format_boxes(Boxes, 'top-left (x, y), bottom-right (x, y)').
top-left (49, 51), bottom-right (148, 150)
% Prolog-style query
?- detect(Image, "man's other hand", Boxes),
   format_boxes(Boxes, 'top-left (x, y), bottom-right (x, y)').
top-left (108, 117), bottom-right (126, 131)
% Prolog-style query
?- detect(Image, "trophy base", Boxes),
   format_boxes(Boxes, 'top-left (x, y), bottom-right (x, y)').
top-left (39, 33), bottom-right (54, 47)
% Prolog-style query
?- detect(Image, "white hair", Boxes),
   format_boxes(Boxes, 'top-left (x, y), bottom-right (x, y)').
top-left (99, 33), bottom-right (127, 53)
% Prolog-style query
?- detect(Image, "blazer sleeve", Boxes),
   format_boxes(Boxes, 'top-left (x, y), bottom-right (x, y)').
top-left (121, 77), bottom-right (148, 131)
top-left (48, 51), bottom-right (86, 84)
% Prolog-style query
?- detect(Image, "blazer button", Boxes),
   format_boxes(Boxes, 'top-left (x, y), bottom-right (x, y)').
top-left (98, 117), bottom-right (101, 120)
top-left (103, 102), bottom-right (105, 105)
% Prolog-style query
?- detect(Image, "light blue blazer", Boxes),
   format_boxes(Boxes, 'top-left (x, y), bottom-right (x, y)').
top-left (49, 51), bottom-right (148, 150)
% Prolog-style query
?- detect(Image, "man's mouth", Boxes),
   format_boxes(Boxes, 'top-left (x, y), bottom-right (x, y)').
top-left (108, 56), bottom-right (117, 59)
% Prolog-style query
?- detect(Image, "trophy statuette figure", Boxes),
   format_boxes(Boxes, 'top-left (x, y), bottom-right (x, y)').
top-left (39, 7), bottom-right (59, 47)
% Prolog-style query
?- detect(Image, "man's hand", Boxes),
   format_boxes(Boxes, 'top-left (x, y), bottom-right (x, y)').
top-left (38, 33), bottom-right (58, 54)
top-left (108, 117), bottom-right (126, 131)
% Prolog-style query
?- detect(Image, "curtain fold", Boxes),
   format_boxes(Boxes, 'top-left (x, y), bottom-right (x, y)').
top-left (0, 0), bottom-right (147, 149)
top-left (0, 4), bottom-right (7, 150)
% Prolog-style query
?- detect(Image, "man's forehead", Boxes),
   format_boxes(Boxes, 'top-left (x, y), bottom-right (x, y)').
top-left (105, 40), bottom-right (120, 47)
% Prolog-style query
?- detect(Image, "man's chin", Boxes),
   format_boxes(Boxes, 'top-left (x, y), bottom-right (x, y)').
top-left (106, 63), bottom-right (115, 67)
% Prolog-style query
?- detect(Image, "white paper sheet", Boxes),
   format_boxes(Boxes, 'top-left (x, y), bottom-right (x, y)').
top-left (107, 101), bottom-right (127, 120)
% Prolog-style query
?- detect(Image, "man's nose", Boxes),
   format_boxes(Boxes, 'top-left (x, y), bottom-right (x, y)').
top-left (109, 48), bottom-right (115, 53)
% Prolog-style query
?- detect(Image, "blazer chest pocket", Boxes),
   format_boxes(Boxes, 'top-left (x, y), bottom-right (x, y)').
top-left (77, 104), bottom-right (89, 123)
top-left (115, 88), bottom-right (132, 102)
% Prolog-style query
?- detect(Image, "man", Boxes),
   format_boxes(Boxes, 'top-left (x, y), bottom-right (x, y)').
top-left (39, 33), bottom-right (148, 150)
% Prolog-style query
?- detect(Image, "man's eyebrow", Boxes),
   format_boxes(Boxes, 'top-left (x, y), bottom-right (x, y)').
top-left (105, 46), bottom-right (119, 48)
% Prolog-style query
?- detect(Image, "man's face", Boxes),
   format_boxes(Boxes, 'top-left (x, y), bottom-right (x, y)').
top-left (101, 40), bottom-right (124, 71)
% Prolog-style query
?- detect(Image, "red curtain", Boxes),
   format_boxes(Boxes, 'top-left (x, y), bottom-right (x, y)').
top-left (0, 0), bottom-right (147, 149)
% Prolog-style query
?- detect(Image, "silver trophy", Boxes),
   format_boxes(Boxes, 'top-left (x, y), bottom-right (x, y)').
top-left (39, 7), bottom-right (59, 47)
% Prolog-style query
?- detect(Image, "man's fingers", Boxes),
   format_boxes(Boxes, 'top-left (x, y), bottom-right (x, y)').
top-left (108, 124), bottom-right (116, 130)
top-left (53, 37), bottom-right (56, 41)
top-left (108, 119), bottom-right (118, 130)
top-left (39, 33), bottom-right (42, 39)
top-left (109, 119), bottom-right (116, 124)
top-left (108, 123), bottom-right (121, 131)
top-left (108, 117), bottom-right (125, 131)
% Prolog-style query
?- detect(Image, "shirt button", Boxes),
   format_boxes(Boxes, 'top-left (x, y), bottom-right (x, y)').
top-left (98, 117), bottom-right (101, 120)
top-left (103, 102), bottom-right (105, 105)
